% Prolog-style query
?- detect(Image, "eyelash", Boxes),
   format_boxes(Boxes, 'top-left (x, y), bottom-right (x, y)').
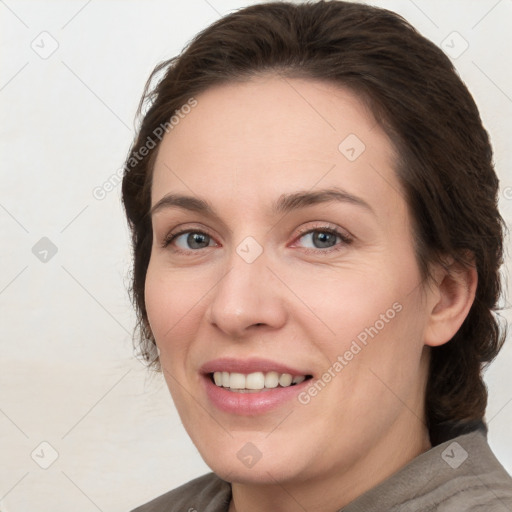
top-left (161, 225), bottom-right (353, 256)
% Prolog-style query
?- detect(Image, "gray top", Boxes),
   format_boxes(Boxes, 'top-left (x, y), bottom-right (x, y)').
top-left (131, 427), bottom-right (512, 511)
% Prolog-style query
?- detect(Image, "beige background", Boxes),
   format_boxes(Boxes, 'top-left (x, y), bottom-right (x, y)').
top-left (1, 0), bottom-right (511, 510)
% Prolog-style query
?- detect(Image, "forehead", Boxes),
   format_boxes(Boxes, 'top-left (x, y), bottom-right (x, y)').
top-left (151, 75), bottom-right (403, 219)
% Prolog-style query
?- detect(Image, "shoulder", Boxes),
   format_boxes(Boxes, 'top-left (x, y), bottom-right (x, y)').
top-left (434, 430), bottom-right (512, 511)
top-left (406, 429), bottom-right (512, 512)
top-left (342, 427), bottom-right (512, 512)
top-left (130, 472), bottom-right (231, 512)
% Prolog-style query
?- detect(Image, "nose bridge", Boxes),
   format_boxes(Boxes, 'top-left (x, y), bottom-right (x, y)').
top-left (207, 240), bottom-right (286, 335)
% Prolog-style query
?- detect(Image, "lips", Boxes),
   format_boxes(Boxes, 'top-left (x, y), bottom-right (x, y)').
top-left (200, 357), bottom-right (313, 415)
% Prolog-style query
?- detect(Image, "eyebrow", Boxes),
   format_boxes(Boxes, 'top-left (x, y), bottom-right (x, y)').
top-left (149, 187), bottom-right (374, 218)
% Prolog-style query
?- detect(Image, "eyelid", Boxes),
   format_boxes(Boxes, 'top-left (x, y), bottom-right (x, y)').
top-left (291, 222), bottom-right (353, 244)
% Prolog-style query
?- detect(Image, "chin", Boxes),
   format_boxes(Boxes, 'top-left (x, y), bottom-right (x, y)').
top-left (196, 437), bottom-right (312, 485)
top-left (210, 460), bottom-right (303, 485)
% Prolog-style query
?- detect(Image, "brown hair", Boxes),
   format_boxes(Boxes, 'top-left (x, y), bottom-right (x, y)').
top-left (121, 0), bottom-right (506, 442)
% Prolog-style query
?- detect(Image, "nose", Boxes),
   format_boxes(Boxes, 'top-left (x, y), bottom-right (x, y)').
top-left (206, 250), bottom-right (288, 338)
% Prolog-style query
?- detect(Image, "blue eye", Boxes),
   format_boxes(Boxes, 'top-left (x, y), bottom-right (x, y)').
top-left (294, 227), bottom-right (353, 254)
top-left (298, 230), bottom-right (339, 249)
top-left (163, 230), bottom-right (214, 250)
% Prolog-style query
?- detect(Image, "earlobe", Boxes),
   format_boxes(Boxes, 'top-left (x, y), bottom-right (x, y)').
top-left (424, 259), bottom-right (478, 347)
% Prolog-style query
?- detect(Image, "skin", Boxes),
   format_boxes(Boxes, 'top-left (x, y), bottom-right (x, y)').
top-left (144, 75), bottom-right (477, 512)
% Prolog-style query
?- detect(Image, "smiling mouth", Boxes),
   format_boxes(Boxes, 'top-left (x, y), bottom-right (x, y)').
top-left (209, 371), bottom-right (313, 393)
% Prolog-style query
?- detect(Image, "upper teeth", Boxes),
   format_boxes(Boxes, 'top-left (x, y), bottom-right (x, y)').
top-left (212, 371), bottom-right (306, 391)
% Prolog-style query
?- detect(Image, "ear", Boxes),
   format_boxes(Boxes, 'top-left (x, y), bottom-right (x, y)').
top-left (424, 257), bottom-right (478, 347)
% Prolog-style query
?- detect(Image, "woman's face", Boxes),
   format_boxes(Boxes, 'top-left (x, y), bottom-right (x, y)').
top-left (145, 76), bottom-right (435, 488)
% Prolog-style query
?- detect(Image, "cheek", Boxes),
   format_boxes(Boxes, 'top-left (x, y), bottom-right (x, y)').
top-left (299, 256), bottom-right (426, 380)
top-left (294, 262), bottom-right (417, 344)
top-left (144, 266), bottom-right (207, 412)
top-left (337, 289), bottom-right (428, 405)
top-left (144, 264), bottom-right (202, 350)
top-left (310, 297), bottom-right (427, 430)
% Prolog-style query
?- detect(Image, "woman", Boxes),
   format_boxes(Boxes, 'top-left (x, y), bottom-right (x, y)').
top-left (122, 1), bottom-right (512, 510)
